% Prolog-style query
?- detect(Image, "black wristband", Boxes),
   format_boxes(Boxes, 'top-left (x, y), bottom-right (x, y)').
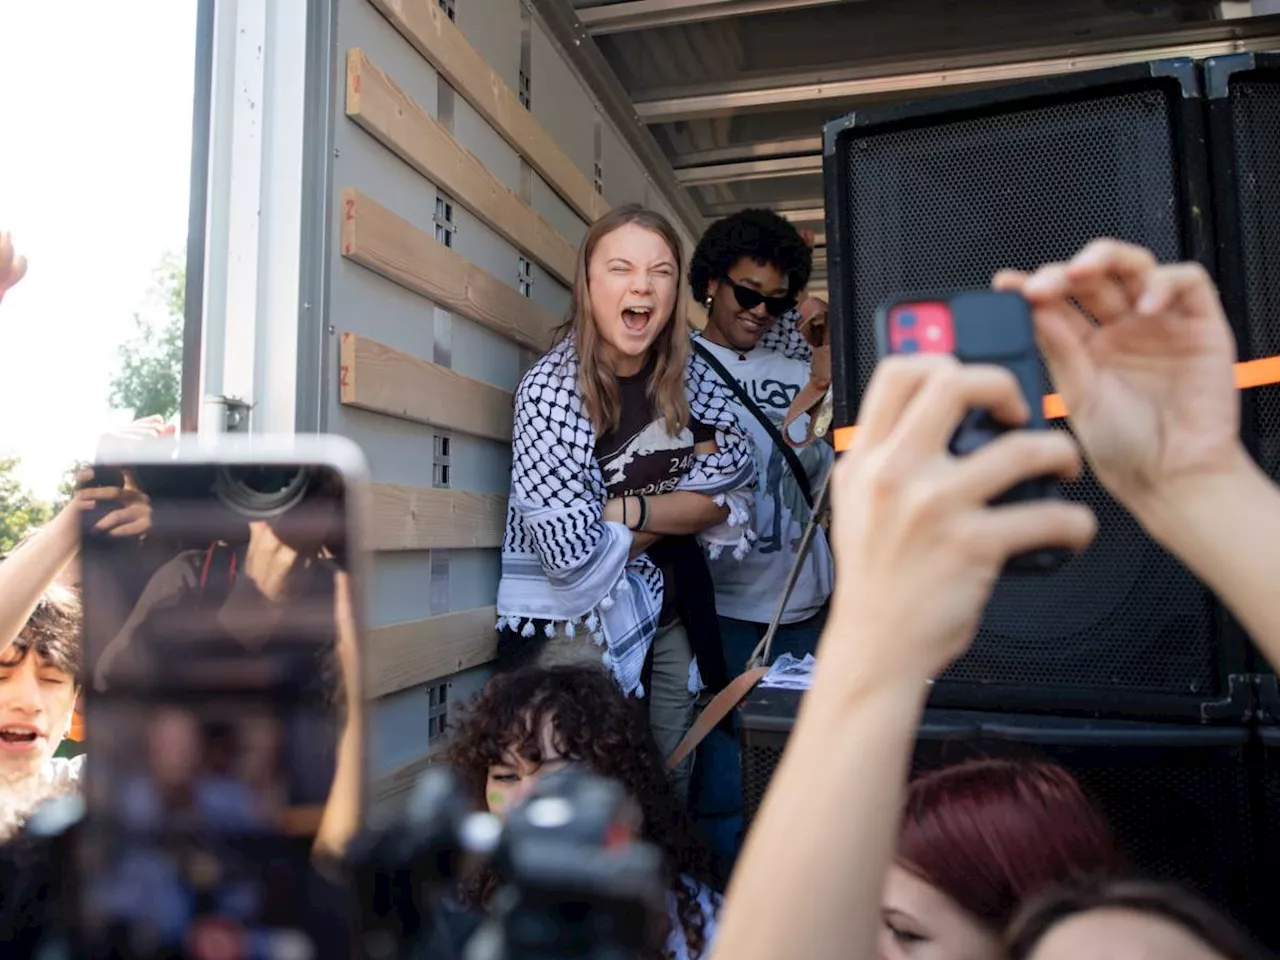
top-left (622, 496), bottom-right (629, 528)
top-left (637, 495), bottom-right (649, 532)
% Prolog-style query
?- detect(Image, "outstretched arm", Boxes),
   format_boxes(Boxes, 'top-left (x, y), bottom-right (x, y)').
top-left (711, 356), bottom-right (1094, 960)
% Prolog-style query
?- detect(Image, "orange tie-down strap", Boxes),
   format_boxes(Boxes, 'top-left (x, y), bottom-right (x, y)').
top-left (833, 355), bottom-right (1280, 453)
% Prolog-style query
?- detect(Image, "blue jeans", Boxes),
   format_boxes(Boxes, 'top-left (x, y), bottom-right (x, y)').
top-left (692, 606), bottom-right (829, 879)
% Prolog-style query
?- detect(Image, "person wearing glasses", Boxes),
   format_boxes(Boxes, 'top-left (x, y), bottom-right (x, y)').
top-left (690, 209), bottom-right (833, 667)
top-left (687, 209), bottom-right (835, 872)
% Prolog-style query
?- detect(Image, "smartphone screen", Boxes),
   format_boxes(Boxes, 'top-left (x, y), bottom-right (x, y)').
top-left (77, 460), bottom-right (359, 960)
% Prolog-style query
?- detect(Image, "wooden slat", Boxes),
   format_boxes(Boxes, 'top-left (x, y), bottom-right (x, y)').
top-left (366, 604), bottom-right (498, 698)
top-left (340, 188), bottom-right (558, 351)
top-left (340, 332), bottom-right (513, 442)
top-left (371, 745), bottom-right (443, 812)
top-left (370, 483), bottom-right (507, 551)
top-left (368, 0), bottom-right (609, 225)
top-left (346, 48), bottom-right (577, 285)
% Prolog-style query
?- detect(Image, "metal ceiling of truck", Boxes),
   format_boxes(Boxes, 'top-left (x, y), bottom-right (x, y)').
top-left (561, 0), bottom-right (1280, 291)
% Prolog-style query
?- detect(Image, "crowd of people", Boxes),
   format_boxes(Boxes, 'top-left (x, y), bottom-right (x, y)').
top-left (1, 206), bottom-right (1277, 960)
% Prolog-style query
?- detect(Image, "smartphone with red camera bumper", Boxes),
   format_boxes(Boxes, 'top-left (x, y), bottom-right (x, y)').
top-left (875, 289), bottom-right (1065, 573)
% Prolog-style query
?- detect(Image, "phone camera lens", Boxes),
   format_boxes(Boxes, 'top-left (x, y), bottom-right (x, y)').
top-left (215, 465), bottom-right (313, 518)
top-left (900, 338), bottom-right (919, 353)
top-left (897, 312), bottom-right (917, 328)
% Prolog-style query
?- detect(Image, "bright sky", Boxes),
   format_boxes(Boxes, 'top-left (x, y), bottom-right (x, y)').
top-left (0, 2), bottom-right (196, 499)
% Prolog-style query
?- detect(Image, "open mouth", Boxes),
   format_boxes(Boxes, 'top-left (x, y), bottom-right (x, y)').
top-left (622, 307), bottom-right (652, 333)
top-left (0, 726), bottom-right (41, 749)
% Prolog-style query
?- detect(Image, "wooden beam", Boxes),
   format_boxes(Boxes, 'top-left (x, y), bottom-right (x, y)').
top-left (340, 332), bottom-right (513, 442)
top-left (371, 744), bottom-right (443, 812)
top-left (341, 188), bottom-right (559, 351)
top-left (368, 0), bottom-right (610, 225)
top-left (366, 604), bottom-right (498, 698)
top-left (346, 48), bottom-right (577, 285)
top-left (371, 483), bottom-right (507, 551)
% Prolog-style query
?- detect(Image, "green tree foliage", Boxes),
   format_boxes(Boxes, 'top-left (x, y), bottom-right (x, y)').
top-left (0, 456), bottom-right (54, 555)
top-left (108, 252), bottom-right (185, 421)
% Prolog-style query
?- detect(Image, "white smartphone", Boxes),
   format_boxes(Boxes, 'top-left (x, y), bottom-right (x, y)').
top-left (74, 434), bottom-right (371, 960)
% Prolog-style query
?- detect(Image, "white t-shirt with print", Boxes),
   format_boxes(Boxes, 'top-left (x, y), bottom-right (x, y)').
top-left (697, 338), bottom-right (834, 625)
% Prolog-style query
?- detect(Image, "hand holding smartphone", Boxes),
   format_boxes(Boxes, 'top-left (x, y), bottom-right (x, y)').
top-left (876, 289), bottom-right (1066, 572)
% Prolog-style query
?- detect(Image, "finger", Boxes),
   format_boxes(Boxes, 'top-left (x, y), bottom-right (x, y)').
top-left (856, 354), bottom-right (957, 446)
top-left (1136, 262), bottom-right (1227, 329)
top-left (992, 269), bottom-right (1030, 291)
top-left (1033, 306), bottom-right (1095, 405)
top-left (1068, 238), bottom-right (1158, 307)
top-left (949, 429), bottom-right (1083, 504)
top-left (1021, 264), bottom-right (1097, 354)
top-left (107, 517), bottom-right (152, 539)
top-left (77, 486), bottom-right (130, 502)
top-left (979, 500), bottom-right (1097, 559)
top-left (894, 362), bottom-right (1030, 455)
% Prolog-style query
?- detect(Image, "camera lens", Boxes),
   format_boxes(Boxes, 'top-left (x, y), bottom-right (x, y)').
top-left (214, 465), bottom-right (312, 518)
top-left (900, 338), bottom-right (919, 353)
top-left (898, 312), bottom-right (917, 328)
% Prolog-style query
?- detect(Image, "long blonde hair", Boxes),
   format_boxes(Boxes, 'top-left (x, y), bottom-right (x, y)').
top-left (558, 205), bottom-right (691, 436)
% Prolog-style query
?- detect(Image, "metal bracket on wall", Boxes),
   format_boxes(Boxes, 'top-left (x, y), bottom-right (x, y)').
top-left (204, 394), bottom-right (254, 433)
top-left (426, 680), bottom-right (451, 741)
top-left (519, 3), bottom-right (532, 110)
top-left (517, 257), bottom-right (534, 297)
top-left (434, 195), bottom-right (458, 248)
top-left (432, 434), bottom-right (452, 488)
top-left (593, 117), bottom-right (604, 195)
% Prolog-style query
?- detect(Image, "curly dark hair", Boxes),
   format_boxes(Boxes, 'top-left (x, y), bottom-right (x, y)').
top-left (2, 584), bottom-right (82, 681)
top-left (444, 664), bottom-right (718, 960)
top-left (688, 208), bottom-right (813, 304)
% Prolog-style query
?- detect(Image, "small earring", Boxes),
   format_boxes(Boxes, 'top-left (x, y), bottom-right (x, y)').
top-left (704, 296), bottom-right (712, 309)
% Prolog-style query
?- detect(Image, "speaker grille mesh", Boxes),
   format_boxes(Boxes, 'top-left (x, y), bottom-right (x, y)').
top-left (831, 84), bottom-right (1217, 703)
top-left (840, 89), bottom-right (1183, 401)
top-left (1230, 78), bottom-right (1280, 481)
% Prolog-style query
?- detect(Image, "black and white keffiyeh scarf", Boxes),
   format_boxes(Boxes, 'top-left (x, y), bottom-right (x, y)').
top-left (496, 335), bottom-right (757, 697)
top-left (759, 305), bottom-right (811, 361)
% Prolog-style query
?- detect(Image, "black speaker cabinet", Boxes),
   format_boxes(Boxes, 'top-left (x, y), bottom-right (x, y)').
top-left (739, 689), bottom-right (1267, 942)
top-left (822, 60), bottom-right (1247, 721)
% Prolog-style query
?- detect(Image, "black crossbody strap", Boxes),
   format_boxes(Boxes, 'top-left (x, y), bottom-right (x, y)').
top-left (693, 339), bottom-right (813, 509)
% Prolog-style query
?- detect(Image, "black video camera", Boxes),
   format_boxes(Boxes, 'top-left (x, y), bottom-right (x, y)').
top-left (348, 765), bottom-right (666, 960)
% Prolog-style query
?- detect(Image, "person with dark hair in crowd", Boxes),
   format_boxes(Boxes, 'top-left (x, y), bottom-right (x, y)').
top-left (685, 209), bottom-right (833, 873)
top-left (1006, 878), bottom-right (1267, 960)
top-left (882, 758), bottom-right (1125, 960)
top-left (0, 585), bottom-right (83, 833)
top-left (445, 664), bottom-right (720, 960)
top-left (496, 204), bottom-right (756, 803)
top-left (688, 208), bottom-right (832, 667)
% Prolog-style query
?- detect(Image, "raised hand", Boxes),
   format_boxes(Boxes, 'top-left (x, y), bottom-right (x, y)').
top-left (825, 355), bottom-right (1095, 684)
top-left (994, 239), bottom-right (1244, 514)
top-left (0, 233), bottom-right (28, 305)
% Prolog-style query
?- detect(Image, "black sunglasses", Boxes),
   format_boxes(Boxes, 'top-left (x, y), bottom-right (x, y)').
top-left (723, 277), bottom-right (795, 317)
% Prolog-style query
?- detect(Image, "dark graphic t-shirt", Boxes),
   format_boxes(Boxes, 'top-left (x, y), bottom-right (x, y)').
top-left (595, 360), bottom-right (716, 499)
top-left (594, 359), bottom-right (716, 627)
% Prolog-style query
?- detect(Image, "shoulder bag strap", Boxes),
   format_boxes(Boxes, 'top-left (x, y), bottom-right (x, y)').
top-left (663, 469), bottom-right (833, 772)
top-left (692, 338), bottom-right (813, 510)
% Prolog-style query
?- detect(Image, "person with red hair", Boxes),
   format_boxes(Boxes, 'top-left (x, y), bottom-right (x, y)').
top-left (879, 758), bottom-right (1125, 960)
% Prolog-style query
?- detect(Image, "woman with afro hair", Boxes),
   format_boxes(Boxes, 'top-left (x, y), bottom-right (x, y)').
top-left (686, 209), bottom-right (835, 873)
